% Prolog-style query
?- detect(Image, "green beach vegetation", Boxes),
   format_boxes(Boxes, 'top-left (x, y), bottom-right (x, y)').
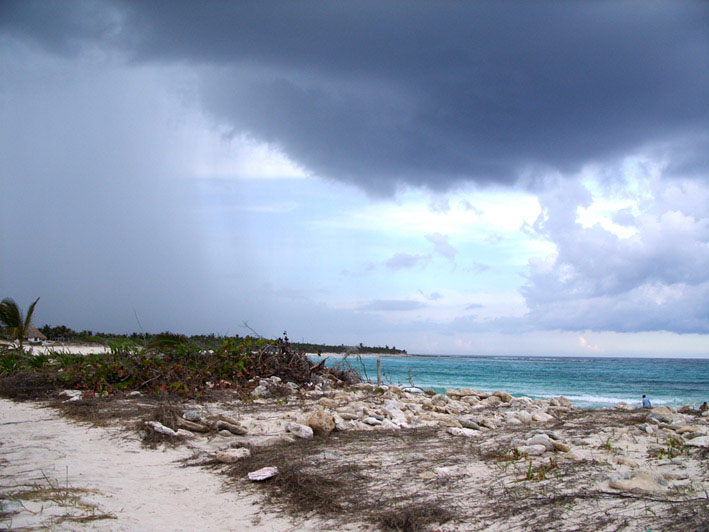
top-left (0, 332), bottom-right (361, 399)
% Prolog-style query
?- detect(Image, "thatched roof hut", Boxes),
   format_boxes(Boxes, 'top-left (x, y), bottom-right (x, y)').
top-left (2, 326), bottom-right (46, 342)
top-left (25, 326), bottom-right (47, 341)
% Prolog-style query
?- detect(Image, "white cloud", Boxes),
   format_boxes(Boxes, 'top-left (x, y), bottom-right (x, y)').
top-left (520, 159), bottom-right (709, 333)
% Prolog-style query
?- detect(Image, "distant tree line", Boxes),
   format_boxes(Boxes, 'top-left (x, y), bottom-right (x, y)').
top-left (37, 324), bottom-right (407, 354)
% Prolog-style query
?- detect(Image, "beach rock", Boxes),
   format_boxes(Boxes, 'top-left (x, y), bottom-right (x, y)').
top-left (515, 411), bottom-right (533, 424)
top-left (527, 434), bottom-right (555, 451)
top-left (402, 386), bottom-right (424, 394)
top-left (175, 429), bottom-right (194, 439)
top-left (510, 397), bottom-right (533, 408)
top-left (447, 427), bottom-right (480, 438)
top-left (317, 397), bottom-right (338, 408)
top-left (183, 410), bottom-right (202, 422)
top-left (609, 471), bottom-right (667, 495)
top-left (555, 396), bottom-right (572, 408)
top-left (338, 411), bottom-right (360, 421)
top-left (457, 417), bottom-right (482, 430)
top-left (702, 410), bottom-right (709, 417)
top-left (215, 448), bottom-right (251, 464)
top-left (518, 444), bottom-right (547, 456)
top-left (251, 384), bottom-right (271, 398)
top-left (551, 440), bottom-right (570, 453)
top-left (493, 391), bottom-right (513, 402)
top-left (287, 422), bottom-right (314, 439)
top-left (531, 411), bottom-right (554, 423)
top-left (363, 417), bottom-right (382, 426)
top-left (217, 414), bottom-right (241, 426)
top-left (432, 394), bottom-right (449, 407)
top-left (380, 419), bottom-right (399, 430)
top-left (59, 389), bottom-right (83, 402)
top-left (478, 417), bottom-right (497, 430)
top-left (649, 406), bottom-right (673, 423)
top-left (177, 417), bottom-right (210, 433)
top-left (614, 402), bottom-right (630, 410)
top-left (383, 401), bottom-right (409, 426)
top-left (145, 421), bottom-right (178, 437)
top-left (678, 404), bottom-right (692, 413)
top-left (248, 466), bottom-right (278, 481)
top-left (482, 396), bottom-right (502, 407)
top-left (215, 420), bottom-right (248, 435)
top-left (0, 500), bottom-right (22, 514)
top-left (307, 408), bottom-right (336, 435)
top-left (685, 436), bottom-right (709, 448)
top-left (446, 388), bottom-right (476, 398)
top-left (461, 396), bottom-right (481, 406)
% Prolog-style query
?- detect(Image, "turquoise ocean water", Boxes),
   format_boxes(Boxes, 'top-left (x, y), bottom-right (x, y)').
top-left (319, 355), bottom-right (709, 409)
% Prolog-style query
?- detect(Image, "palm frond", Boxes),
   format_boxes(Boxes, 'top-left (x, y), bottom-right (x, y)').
top-left (23, 297), bottom-right (40, 332)
top-left (0, 298), bottom-right (21, 329)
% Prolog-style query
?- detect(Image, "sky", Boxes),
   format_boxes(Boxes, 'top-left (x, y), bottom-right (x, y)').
top-left (1, 1), bottom-right (709, 357)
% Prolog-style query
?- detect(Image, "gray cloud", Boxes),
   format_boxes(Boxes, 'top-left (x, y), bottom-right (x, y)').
top-left (3, 1), bottom-right (708, 193)
top-left (359, 300), bottom-right (428, 312)
top-left (519, 176), bottom-right (709, 333)
top-left (425, 233), bottom-right (458, 262)
top-left (386, 253), bottom-right (430, 270)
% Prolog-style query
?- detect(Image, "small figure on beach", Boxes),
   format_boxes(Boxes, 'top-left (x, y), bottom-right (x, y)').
top-left (642, 395), bottom-right (652, 408)
top-left (700, 401), bottom-right (708, 412)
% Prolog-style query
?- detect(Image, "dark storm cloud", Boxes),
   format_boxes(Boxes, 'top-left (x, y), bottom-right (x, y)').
top-left (4, 1), bottom-right (708, 193)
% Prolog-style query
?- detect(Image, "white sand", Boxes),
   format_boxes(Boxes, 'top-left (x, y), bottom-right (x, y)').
top-left (0, 399), bottom-right (343, 531)
top-left (27, 344), bottom-right (110, 355)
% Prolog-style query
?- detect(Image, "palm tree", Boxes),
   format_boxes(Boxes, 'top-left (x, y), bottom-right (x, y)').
top-left (0, 297), bottom-right (40, 351)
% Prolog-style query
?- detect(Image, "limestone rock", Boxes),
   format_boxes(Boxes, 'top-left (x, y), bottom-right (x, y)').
top-left (215, 448), bottom-right (251, 464)
top-left (531, 411), bottom-right (554, 423)
top-left (483, 396), bottom-right (502, 407)
top-left (492, 391), bottom-right (513, 402)
top-left (478, 417), bottom-right (497, 430)
top-left (457, 417), bottom-right (482, 430)
top-left (363, 417), bottom-right (382, 426)
top-left (287, 422), bottom-right (314, 439)
top-left (515, 411), bottom-right (533, 424)
top-left (518, 444), bottom-right (547, 456)
top-left (59, 389), bottom-right (83, 402)
top-left (182, 410), bottom-right (202, 422)
top-left (685, 435), bottom-right (709, 448)
top-left (555, 396), bottom-right (572, 408)
top-left (551, 440), bottom-right (570, 453)
top-left (649, 406), bottom-right (673, 423)
top-left (215, 420), bottom-right (247, 435)
top-left (609, 471), bottom-right (667, 495)
top-left (317, 397), bottom-right (338, 408)
top-left (527, 434), bottom-right (555, 451)
top-left (251, 384), bottom-right (271, 398)
top-left (306, 408), bottom-right (335, 435)
top-left (217, 414), bottom-right (240, 426)
top-left (145, 421), bottom-right (178, 437)
top-left (447, 427), bottom-right (480, 438)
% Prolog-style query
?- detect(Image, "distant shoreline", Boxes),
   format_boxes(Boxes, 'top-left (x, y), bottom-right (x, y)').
top-left (306, 351), bottom-right (410, 359)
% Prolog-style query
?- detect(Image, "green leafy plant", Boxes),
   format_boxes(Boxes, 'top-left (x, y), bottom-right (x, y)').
top-left (0, 297), bottom-right (40, 351)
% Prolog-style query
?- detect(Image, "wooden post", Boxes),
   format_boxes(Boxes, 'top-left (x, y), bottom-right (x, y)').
top-left (377, 359), bottom-right (381, 387)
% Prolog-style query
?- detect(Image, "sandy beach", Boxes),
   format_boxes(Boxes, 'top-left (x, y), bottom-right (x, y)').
top-left (2, 378), bottom-right (708, 531)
